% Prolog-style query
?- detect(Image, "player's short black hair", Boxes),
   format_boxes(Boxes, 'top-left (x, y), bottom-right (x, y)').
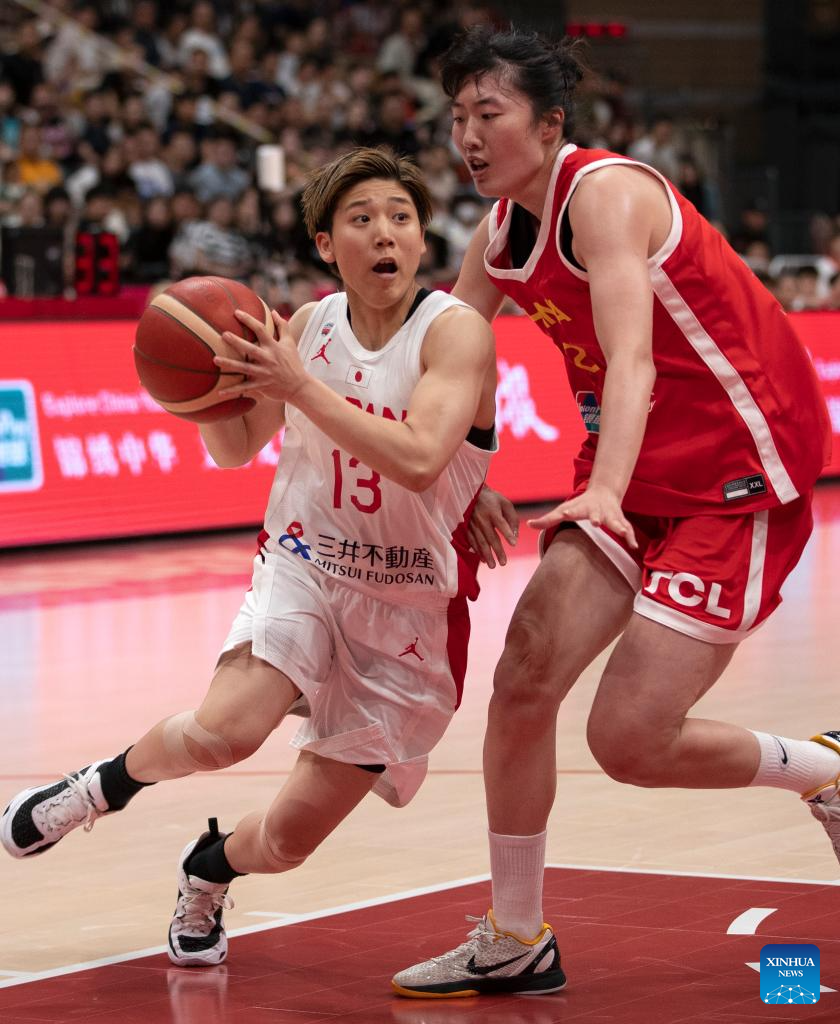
top-left (300, 146), bottom-right (432, 239)
top-left (441, 26), bottom-right (585, 134)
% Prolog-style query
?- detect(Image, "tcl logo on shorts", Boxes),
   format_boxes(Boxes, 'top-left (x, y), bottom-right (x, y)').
top-left (643, 571), bottom-right (732, 619)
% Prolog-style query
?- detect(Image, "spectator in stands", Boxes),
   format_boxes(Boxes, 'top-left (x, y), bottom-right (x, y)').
top-left (127, 124), bottom-right (174, 199)
top-left (0, 82), bottom-right (21, 160)
top-left (178, 1), bottom-right (230, 79)
top-left (363, 90), bottom-right (421, 156)
top-left (742, 239), bottom-right (772, 275)
top-left (125, 196), bottom-right (174, 283)
top-left (162, 130), bottom-right (197, 192)
top-left (627, 117), bottom-right (680, 180)
top-left (730, 200), bottom-right (770, 254)
top-left (180, 47), bottom-right (222, 103)
top-left (78, 184), bottom-right (129, 242)
top-left (170, 195), bottom-right (251, 280)
top-left (28, 82), bottom-right (74, 169)
top-left (825, 272), bottom-right (840, 310)
top-left (675, 155), bottom-right (716, 219)
top-left (131, 1), bottom-right (163, 68)
top-left (2, 19), bottom-right (45, 107)
top-left (43, 185), bottom-right (73, 232)
top-left (156, 12), bottom-right (190, 72)
top-left (44, 3), bottom-right (105, 94)
top-left (15, 124), bottom-right (63, 194)
top-left (78, 89), bottom-right (114, 158)
top-left (793, 265), bottom-right (823, 310)
top-left (170, 189), bottom-right (202, 232)
top-left (772, 271), bottom-right (798, 311)
top-left (187, 130), bottom-right (249, 204)
top-left (377, 9), bottom-right (426, 81)
top-left (220, 39), bottom-right (278, 110)
top-left (2, 188), bottom-right (43, 228)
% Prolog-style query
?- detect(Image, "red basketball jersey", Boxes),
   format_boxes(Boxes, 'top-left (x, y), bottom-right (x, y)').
top-left (485, 144), bottom-right (831, 516)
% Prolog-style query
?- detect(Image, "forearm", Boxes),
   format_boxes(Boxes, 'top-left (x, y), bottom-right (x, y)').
top-left (199, 400), bottom-right (283, 467)
top-left (588, 356), bottom-right (656, 500)
top-left (294, 377), bottom-right (439, 491)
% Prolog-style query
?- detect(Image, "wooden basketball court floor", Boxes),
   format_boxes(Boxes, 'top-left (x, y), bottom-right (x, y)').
top-left (2, 484), bottom-right (840, 1021)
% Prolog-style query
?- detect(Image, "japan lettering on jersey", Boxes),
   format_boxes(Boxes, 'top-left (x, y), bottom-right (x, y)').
top-left (484, 144), bottom-right (831, 517)
top-left (261, 291), bottom-right (494, 608)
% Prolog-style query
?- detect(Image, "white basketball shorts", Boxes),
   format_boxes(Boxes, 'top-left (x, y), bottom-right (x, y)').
top-left (221, 547), bottom-right (469, 807)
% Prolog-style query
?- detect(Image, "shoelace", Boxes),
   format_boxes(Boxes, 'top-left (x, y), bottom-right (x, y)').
top-left (40, 773), bottom-right (105, 835)
top-left (176, 883), bottom-right (234, 933)
top-left (429, 915), bottom-right (498, 964)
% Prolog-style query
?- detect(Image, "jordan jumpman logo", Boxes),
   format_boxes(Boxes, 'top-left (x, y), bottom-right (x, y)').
top-left (398, 637), bottom-right (424, 661)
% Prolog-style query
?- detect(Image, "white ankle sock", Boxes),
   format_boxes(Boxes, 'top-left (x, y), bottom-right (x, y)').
top-left (749, 732), bottom-right (840, 795)
top-left (489, 829), bottom-right (546, 939)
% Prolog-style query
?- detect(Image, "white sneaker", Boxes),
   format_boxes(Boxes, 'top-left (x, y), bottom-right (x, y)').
top-left (391, 910), bottom-right (566, 998)
top-left (803, 731), bottom-right (840, 863)
top-left (168, 830), bottom-right (234, 967)
top-left (0, 761), bottom-right (111, 858)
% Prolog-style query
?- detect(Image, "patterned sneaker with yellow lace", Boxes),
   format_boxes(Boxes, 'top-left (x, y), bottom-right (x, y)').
top-left (0, 761), bottom-right (111, 858)
top-left (803, 731), bottom-right (840, 863)
top-left (391, 910), bottom-right (566, 998)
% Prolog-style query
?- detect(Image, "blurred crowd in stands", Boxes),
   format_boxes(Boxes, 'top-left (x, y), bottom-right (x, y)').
top-left (1, 0), bottom-right (839, 313)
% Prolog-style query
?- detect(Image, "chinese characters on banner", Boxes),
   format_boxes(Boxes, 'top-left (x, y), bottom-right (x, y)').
top-left (0, 315), bottom-right (838, 547)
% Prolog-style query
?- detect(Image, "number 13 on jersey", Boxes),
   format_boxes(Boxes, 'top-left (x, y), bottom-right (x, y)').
top-left (331, 449), bottom-right (382, 513)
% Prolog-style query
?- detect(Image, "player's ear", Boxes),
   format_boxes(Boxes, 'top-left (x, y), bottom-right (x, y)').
top-left (419, 226), bottom-right (427, 257)
top-left (315, 230), bottom-right (336, 264)
top-left (541, 108), bottom-right (565, 143)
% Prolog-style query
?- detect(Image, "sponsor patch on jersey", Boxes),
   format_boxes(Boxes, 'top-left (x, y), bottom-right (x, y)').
top-left (723, 473), bottom-right (767, 501)
top-left (346, 365), bottom-right (372, 388)
top-left (575, 390), bottom-right (601, 434)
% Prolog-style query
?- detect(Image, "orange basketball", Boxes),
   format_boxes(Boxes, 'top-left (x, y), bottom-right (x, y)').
top-left (133, 276), bottom-right (274, 422)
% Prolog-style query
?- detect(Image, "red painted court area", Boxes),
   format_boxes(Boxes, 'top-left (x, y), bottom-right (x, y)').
top-left (2, 867), bottom-right (838, 1023)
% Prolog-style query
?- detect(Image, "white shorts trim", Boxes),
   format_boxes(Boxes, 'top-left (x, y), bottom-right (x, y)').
top-left (574, 519), bottom-right (641, 590)
top-left (633, 593), bottom-right (766, 645)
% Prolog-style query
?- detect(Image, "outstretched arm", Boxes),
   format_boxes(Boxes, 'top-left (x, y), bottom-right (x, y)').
top-left (529, 166), bottom-right (663, 547)
top-left (215, 304), bottom-right (496, 492)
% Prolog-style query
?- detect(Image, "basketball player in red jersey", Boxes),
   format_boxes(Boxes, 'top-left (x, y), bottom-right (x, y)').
top-left (393, 27), bottom-right (835, 998)
top-left (1, 149), bottom-right (498, 969)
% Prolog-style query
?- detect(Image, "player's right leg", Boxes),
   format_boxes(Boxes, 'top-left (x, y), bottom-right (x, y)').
top-left (392, 527), bottom-right (635, 998)
top-left (167, 750), bottom-right (377, 966)
top-left (0, 644), bottom-right (298, 859)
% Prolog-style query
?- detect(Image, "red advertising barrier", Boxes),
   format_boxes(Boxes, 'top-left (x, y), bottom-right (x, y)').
top-left (0, 313), bottom-right (837, 548)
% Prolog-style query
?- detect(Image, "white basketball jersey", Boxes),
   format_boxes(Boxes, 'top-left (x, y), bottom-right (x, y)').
top-left (262, 290), bottom-right (495, 608)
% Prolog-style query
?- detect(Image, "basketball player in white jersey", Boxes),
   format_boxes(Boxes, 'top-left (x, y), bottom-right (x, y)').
top-left (0, 147), bottom-right (497, 968)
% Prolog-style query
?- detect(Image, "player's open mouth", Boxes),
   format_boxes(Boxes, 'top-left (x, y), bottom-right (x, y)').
top-left (372, 258), bottom-right (398, 275)
top-left (468, 158), bottom-right (488, 175)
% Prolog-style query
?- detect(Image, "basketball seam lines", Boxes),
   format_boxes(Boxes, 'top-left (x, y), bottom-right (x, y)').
top-left (174, 279), bottom-right (257, 344)
top-left (143, 304), bottom-right (220, 360)
top-left (133, 345), bottom-right (238, 377)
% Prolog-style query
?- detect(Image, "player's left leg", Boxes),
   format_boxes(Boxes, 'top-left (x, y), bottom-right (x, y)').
top-left (587, 613), bottom-right (840, 832)
top-left (167, 751), bottom-right (377, 966)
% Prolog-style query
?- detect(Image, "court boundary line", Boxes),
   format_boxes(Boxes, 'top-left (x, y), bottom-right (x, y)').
top-left (2, 863), bottom-right (838, 991)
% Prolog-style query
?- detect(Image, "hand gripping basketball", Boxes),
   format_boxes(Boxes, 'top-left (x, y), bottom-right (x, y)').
top-left (133, 276), bottom-right (276, 422)
top-left (214, 310), bottom-right (308, 404)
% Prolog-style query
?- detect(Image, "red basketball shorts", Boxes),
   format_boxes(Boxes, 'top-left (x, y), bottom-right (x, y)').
top-left (545, 493), bottom-right (814, 644)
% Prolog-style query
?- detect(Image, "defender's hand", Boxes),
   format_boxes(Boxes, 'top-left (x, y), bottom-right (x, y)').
top-left (528, 485), bottom-right (637, 549)
top-left (467, 485), bottom-right (519, 568)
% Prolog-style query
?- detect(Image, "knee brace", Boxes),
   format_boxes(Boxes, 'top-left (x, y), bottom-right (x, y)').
top-left (162, 711), bottom-right (234, 772)
top-left (258, 817), bottom-right (308, 872)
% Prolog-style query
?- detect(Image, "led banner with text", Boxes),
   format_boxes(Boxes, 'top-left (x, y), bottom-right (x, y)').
top-left (0, 314), bottom-right (838, 548)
